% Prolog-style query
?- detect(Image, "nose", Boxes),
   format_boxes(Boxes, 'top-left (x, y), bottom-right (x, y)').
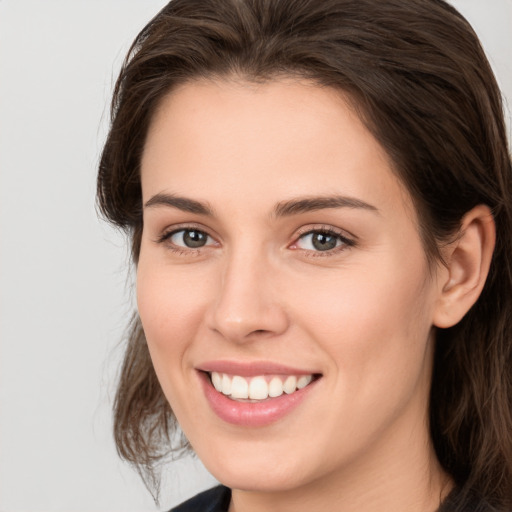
top-left (206, 249), bottom-right (290, 343)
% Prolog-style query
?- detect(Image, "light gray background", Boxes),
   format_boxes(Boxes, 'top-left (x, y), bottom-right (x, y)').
top-left (0, 1), bottom-right (510, 511)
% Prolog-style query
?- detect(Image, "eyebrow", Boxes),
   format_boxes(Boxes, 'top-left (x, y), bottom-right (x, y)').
top-left (144, 192), bottom-right (379, 217)
top-left (144, 193), bottom-right (214, 216)
top-left (273, 195), bottom-right (379, 217)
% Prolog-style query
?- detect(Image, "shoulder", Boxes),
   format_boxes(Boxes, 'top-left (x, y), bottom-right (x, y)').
top-left (168, 485), bottom-right (231, 512)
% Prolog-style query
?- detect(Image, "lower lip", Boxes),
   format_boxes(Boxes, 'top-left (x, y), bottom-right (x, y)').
top-left (199, 372), bottom-right (318, 427)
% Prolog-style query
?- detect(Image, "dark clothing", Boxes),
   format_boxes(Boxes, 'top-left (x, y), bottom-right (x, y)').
top-left (169, 485), bottom-right (231, 512)
top-left (169, 484), bottom-right (499, 512)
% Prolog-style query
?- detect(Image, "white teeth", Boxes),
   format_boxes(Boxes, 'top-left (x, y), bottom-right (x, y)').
top-left (297, 375), bottom-right (313, 389)
top-left (268, 377), bottom-right (284, 398)
top-left (209, 371), bottom-right (314, 400)
top-left (211, 371), bottom-right (222, 392)
top-left (283, 375), bottom-right (297, 394)
top-left (249, 376), bottom-right (268, 400)
top-left (230, 375), bottom-right (249, 399)
top-left (221, 373), bottom-right (232, 395)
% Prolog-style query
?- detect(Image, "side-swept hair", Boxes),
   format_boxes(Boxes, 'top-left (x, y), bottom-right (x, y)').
top-left (97, 0), bottom-right (512, 507)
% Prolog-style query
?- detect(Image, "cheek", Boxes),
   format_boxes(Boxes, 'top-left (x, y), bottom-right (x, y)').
top-left (293, 252), bottom-right (435, 394)
top-left (299, 257), bottom-right (431, 334)
top-left (135, 257), bottom-right (218, 428)
top-left (136, 254), bottom-right (211, 372)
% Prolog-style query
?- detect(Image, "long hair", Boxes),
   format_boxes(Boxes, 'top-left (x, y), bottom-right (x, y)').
top-left (97, 0), bottom-right (512, 507)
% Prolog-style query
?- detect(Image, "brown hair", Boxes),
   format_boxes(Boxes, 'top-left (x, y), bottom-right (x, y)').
top-left (97, 0), bottom-right (512, 508)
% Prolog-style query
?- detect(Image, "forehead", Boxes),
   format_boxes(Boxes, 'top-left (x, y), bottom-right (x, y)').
top-left (140, 78), bottom-right (415, 221)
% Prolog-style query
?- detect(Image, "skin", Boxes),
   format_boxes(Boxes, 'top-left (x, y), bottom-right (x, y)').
top-left (136, 78), bottom-right (493, 512)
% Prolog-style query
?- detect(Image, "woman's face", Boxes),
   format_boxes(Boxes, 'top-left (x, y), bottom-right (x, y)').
top-left (137, 79), bottom-right (446, 492)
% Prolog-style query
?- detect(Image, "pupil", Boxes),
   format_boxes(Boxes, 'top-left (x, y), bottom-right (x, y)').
top-left (312, 232), bottom-right (337, 251)
top-left (184, 230), bottom-right (207, 248)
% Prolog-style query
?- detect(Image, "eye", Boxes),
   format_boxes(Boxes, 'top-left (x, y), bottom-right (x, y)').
top-left (293, 229), bottom-right (354, 253)
top-left (165, 228), bottom-right (215, 249)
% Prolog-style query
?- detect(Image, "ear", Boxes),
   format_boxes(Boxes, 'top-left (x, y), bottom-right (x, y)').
top-left (433, 205), bottom-right (495, 329)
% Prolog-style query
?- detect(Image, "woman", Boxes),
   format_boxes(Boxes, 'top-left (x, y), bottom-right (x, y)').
top-left (97, 0), bottom-right (512, 510)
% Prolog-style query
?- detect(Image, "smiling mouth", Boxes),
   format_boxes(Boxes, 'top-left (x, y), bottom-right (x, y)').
top-left (207, 372), bottom-right (320, 402)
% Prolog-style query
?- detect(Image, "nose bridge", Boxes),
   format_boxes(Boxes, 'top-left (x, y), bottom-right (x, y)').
top-left (208, 240), bottom-right (288, 342)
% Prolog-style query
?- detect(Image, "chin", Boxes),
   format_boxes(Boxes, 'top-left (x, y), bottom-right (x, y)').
top-left (193, 438), bottom-right (320, 492)
top-left (210, 464), bottom-right (308, 493)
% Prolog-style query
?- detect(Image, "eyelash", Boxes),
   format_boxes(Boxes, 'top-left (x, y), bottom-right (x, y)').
top-left (156, 225), bottom-right (217, 255)
top-left (291, 225), bottom-right (356, 258)
top-left (156, 224), bottom-right (356, 257)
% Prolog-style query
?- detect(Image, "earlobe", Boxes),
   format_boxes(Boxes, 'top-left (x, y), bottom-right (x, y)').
top-left (433, 205), bottom-right (495, 329)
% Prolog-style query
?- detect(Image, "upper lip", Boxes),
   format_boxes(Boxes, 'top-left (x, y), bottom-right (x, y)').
top-left (196, 360), bottom-right (320, 377)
